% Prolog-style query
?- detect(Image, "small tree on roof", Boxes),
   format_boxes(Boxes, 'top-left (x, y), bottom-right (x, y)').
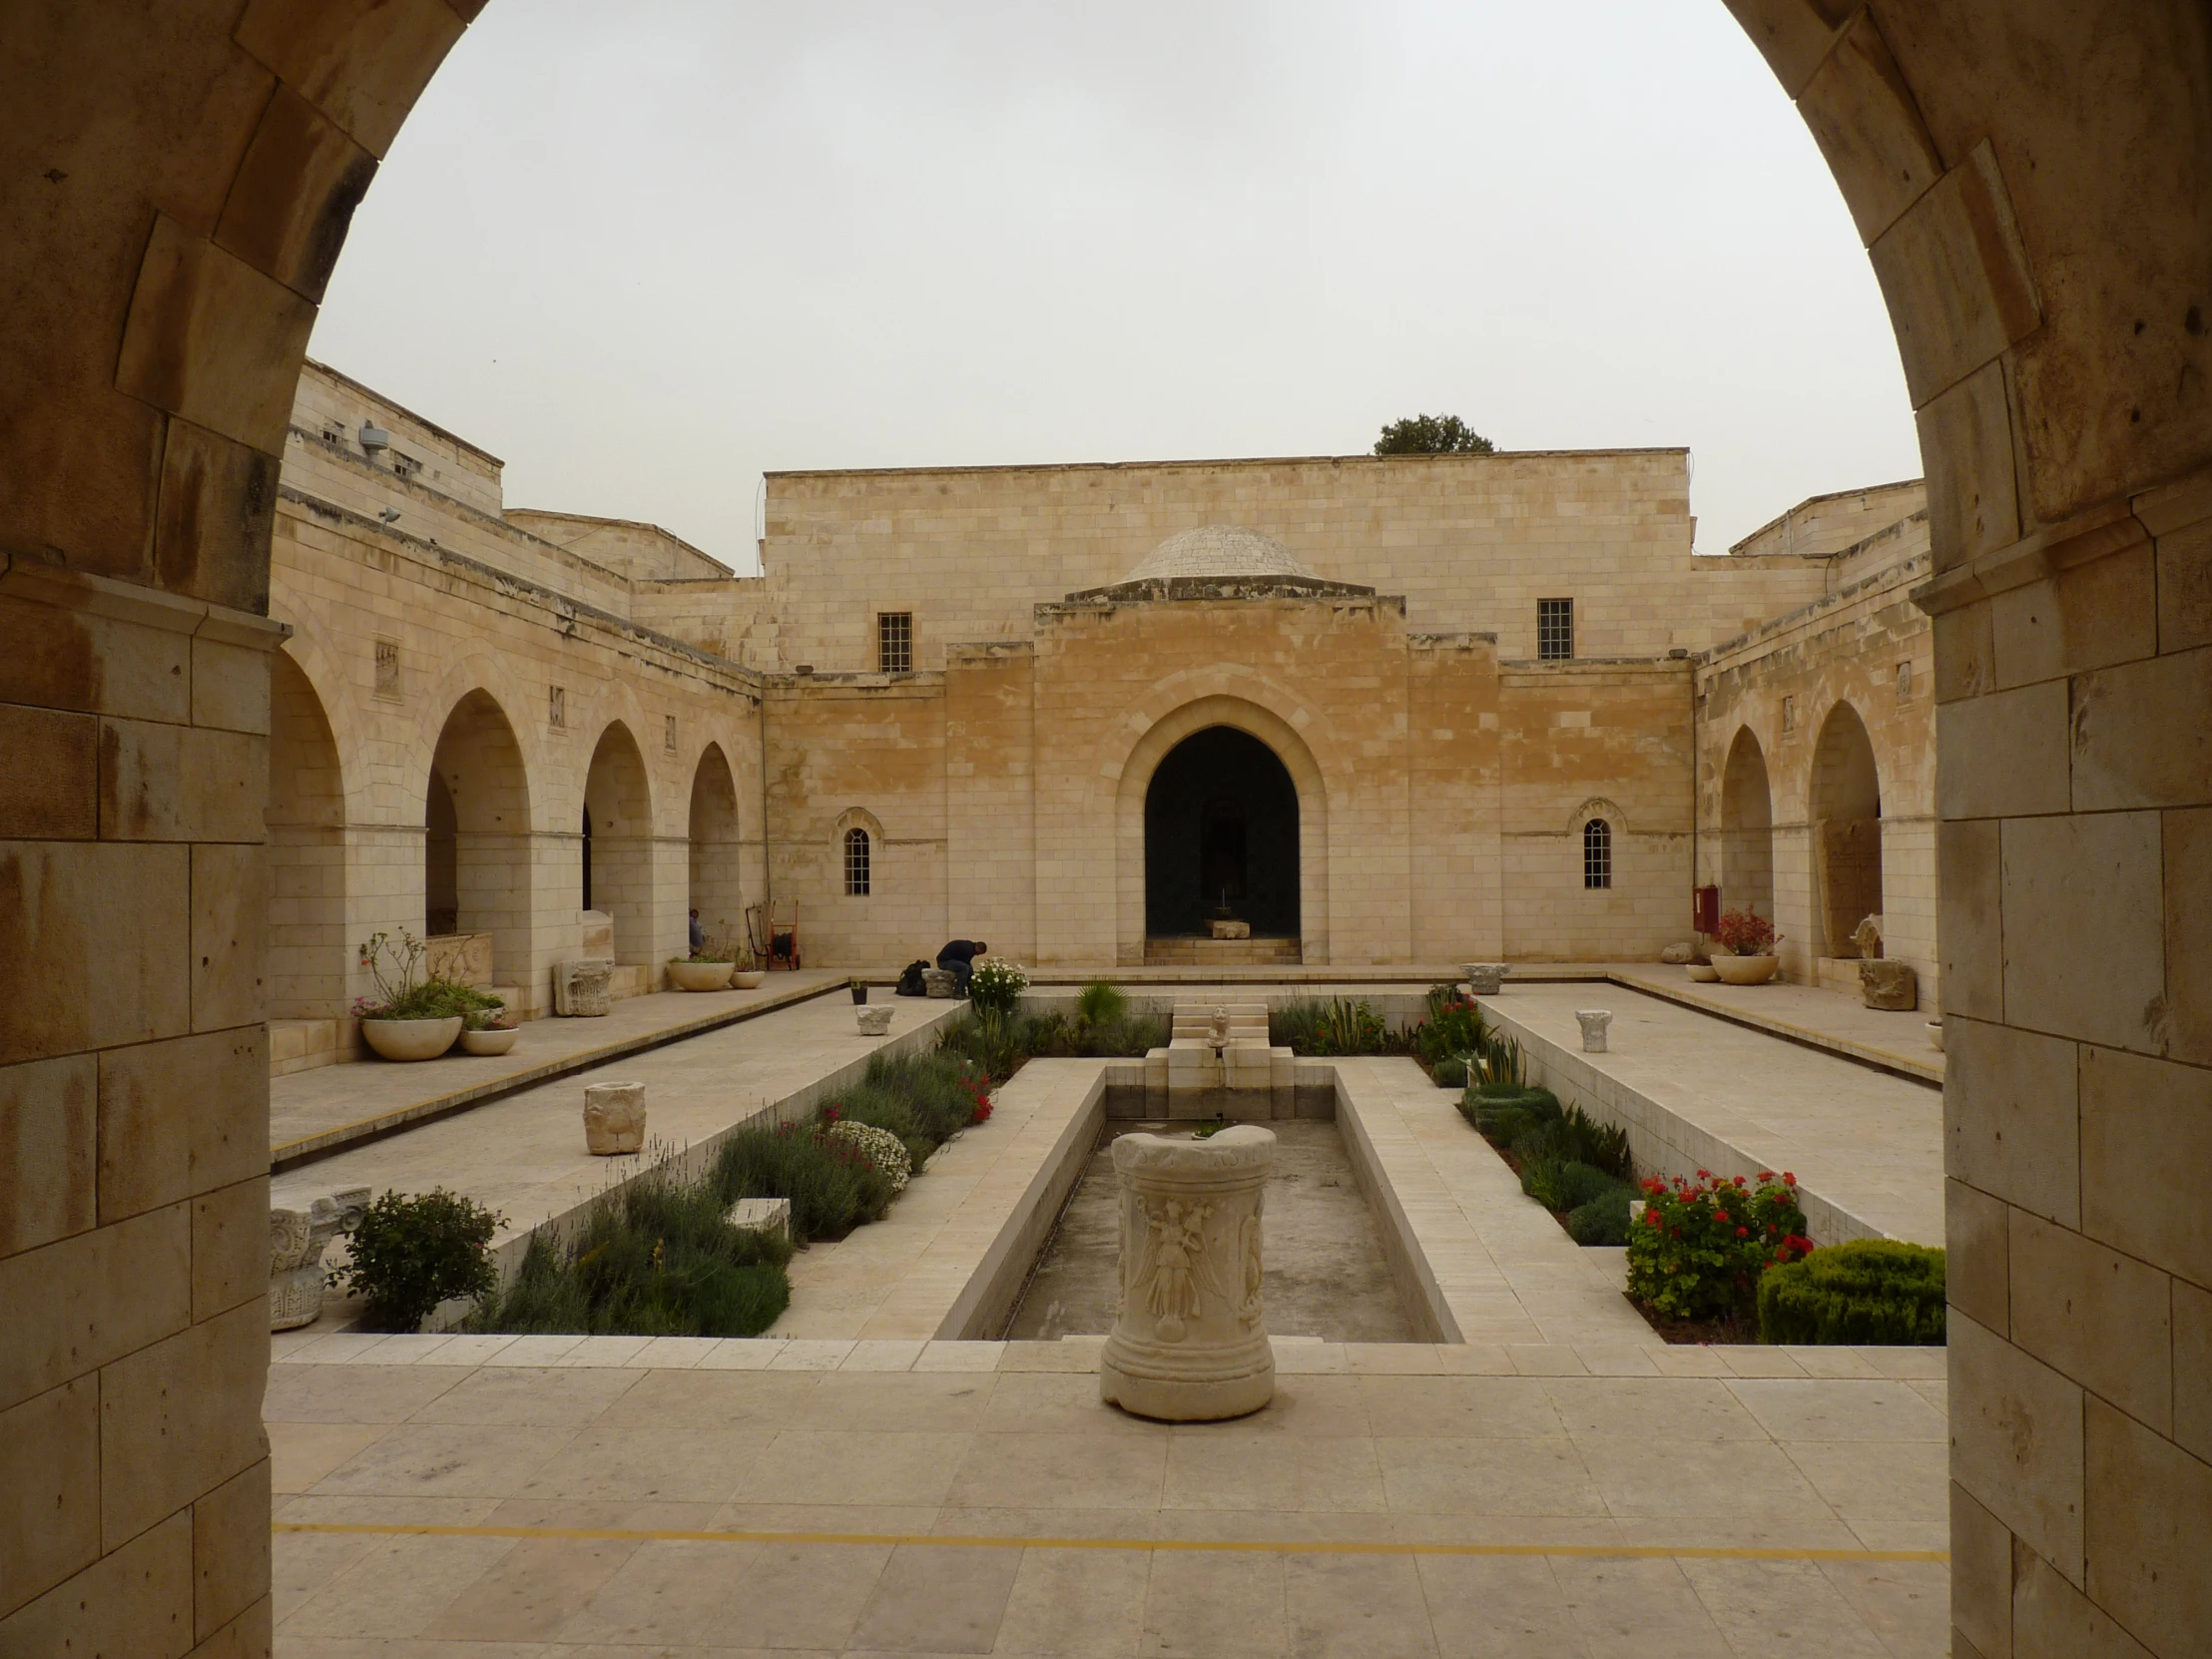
top-left (1374, 413), bottom-right (1496, 455)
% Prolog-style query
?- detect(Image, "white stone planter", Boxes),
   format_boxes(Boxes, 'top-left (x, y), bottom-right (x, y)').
top-left (1927, 1019), bottom-right (1945, 1052)
top-left (1710, 952), bottom-right (1780, 985)
top-left (855, 1005), bottom-right (894, 1036)
top-left (1100, 1124), bottom-right (1277, 1422)
top-left (733, 970), bottom-right (766, 989)
top-left (668, 959), bottom-right (734, 991)
top-left (584, 1081), bottom-right (648, 1155)
top-left (1684, 963), bottom-right (1721, 982)
top-left (1575, 1009), bottom-right (1613, 1053)
top-left (458, 1025), bottom-right (519, 1056)
top-left (359, 1016), bottom-right (461, 1061)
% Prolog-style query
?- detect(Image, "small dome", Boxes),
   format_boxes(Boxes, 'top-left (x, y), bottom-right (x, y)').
top-left (1123, 525), bottom-right (1318, 584)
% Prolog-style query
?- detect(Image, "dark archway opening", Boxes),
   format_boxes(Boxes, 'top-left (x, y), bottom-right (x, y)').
top-left (1145, 726), bottom-right (1299, 938)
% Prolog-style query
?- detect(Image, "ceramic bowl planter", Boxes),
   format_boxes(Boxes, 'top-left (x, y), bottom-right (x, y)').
top-left (669, 959), bottom-right (734, 992)
top-left (1685, 963), bottom-right (1721, 983)
top-left (360, 1015), bottom-right (462, 1061)
top-left (733, 969), bottom-right (766, 989)
top-left (458, 1025), bottom-right (520, 1056)
top-left (1709, 952), bottom-right (1780, 986)
top-left (1927, 1020), bottom-right (1945, 1052)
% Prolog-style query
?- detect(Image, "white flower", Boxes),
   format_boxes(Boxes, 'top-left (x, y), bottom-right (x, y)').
top-left (827, 1119), bottom-right (911, 1194)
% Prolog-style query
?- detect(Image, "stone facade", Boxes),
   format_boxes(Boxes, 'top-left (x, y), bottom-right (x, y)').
top-left (1695, 488), bottom-right (1939, 1001)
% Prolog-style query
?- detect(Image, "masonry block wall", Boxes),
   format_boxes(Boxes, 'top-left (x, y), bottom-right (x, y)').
top-left (1696, 512), bottom-right (1938, 997)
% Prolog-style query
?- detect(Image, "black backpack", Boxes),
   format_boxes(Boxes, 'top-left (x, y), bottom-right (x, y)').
top-left (894, 959), bottom-right (930, 997)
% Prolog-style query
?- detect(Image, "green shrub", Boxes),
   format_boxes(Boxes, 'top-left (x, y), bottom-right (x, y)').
top-left (334, 1188), bottom-right (504, 1333)
top-left (1077, 979), bottom-right (1128, 1026)
top-left (470, 1159), bottom-right (791, 1338)
top-left (1507, 1104), bottom-right (1630, 1179)
top-left (1757, 1240), bottom-right (1946, 1346)
top-left (1462, 1082), bottom-right (1560, 1123)
top-left (1432, 1054), bottom-right (1469, 1089)
top-left (1627, 1171), bottom-right (1813, 1324)
top-left (1271, 997), bottom-right (1396, 1056)
top-left (968, 957), bottom-right (1029, 1015)
top-left (713, 1119), bottom-right (894, 1241)
top-left (1567, 1188), bottom-right (1634, 1246)
top-left (1470, 1029), bottom-right (1525, 1090)
top-left (1413, 983), bottom-right (1484, 1070)
top-left (1519, 1157), bottom-right (1627, 1215)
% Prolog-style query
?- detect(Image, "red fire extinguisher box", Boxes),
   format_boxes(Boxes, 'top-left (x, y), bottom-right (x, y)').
top-left (1693, 885), bottom-right (1720, 935)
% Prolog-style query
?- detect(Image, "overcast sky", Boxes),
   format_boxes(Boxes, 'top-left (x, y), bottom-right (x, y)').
top-left (311, 1), bottom-right (1923, 574)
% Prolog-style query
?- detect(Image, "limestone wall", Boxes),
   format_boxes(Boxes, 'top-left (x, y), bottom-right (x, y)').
top-left (755, 452), bottom-right (1836, 672)
top-left (1694, 514), bottom-right (1937, 1001)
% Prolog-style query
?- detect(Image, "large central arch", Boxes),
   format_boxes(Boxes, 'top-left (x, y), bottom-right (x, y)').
top-left (1143, 725), bottom-right (1302, 940)
top-left (1113, 694), bottom-right (1329, 964)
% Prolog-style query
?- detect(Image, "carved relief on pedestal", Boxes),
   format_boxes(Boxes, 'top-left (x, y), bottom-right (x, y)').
top-left (1101, 1124), bottom-right (1276, 1421)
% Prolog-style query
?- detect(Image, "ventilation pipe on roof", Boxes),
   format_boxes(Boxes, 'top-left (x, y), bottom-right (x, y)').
top-left (358, 423), bottom-right (390, 454)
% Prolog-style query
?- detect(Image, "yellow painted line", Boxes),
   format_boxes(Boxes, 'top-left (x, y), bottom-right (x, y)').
top-left (274, 1521), bottom-right (1944, 1564)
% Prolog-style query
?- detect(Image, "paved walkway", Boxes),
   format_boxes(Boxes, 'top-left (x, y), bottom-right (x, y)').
top-left (1606, 966), bottom-right (1943, 1085)
top-left (271, 993), bottom-right (967, 1258)
top-left (265, 1336), bottom-right (1947, 1658)
top-left (1479, 985), bottom-right (1943, 1248)
top-left (271, 971), bottom-right (852, 1167)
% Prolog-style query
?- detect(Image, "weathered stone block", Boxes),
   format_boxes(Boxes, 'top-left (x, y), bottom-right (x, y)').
top-left (2000, 812), bottom-right (2165, 1052)
top-left (98, 1027), bottom-right (266, 1224)
top-left (1575, 1009), bottom-right (1613, 1052)
top-left (855, 1004), bottom-right (893, 1035)
top-left (192, 1176), bottom-right (268, 1325)
top-left (97, 719), bottom-right (266, 843)
top-left (1949, 1312), bottom-right (2085, 1583)
top-left (0, 1054), bottom-right (96, 1255)
top-left (0, 1509), bottom-right (192, 1659)
top-left (577, 909), bottom-right (615, 957)
top-left (0, 842), bottom-right (191, 1067)
top-left (0, 704), bottom-right (98, 839)
top-left (1859, 958), bottom-right (1918, 1009)
top-left (583, 1081), bottom-right (647, 1155)
top-left (923, 968), bottom-right (957, 999)
top-left (0, 1377), bottom-right (100, 1621)
top-left (2165, 807), bottom-right (2212, 1065)
top-left (2083, 1396), bottom-right (2212, 1656)
top-left (191, 843), bottom-right (268, 1033)
top-left (2174, 1280), bottom-right (2212, 1463)
top-left (1208, 918), bottom-right (1249, 939)
top-left (1944, 1177), bottom-right (2010, 1337)
top-left (1936, 681), bottom-right (2070, 821)
top-left (2008, 1209), bottom-right (2171, 1433)
top-left (190, 1458), bottom-right (270, 1642)
top-left (1944, 1017), bottom-right (2079, 1228)
top-left (2079, 1044), bottom-right (2212, 1288)
top-left (554, 957), bottom-right (612, 1017)
top-left (0, 1204), bottom-right (191, 1414)
top-left (98, 1300), bottom-right (268, 1550)
top-left (1948, 1479), bottom-right (2013, 1659)
top-left (1937, 818), bottom-right (2002, 1020)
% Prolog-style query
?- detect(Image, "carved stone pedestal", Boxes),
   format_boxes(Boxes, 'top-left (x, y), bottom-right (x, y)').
top-left (1100, 1125), bottom-right (1276, 1421)
top-left (584, 1081), bottom-right (648, 1154)
top-left (1859, 959), bottom-right (1919, 1010)
top-left (1576, 1009), bottom-right (1613, 1053)
top-left (556, 957), bottom-right (613, 1016)
top-left (269, 1187), bottom-right (371, 1331)
top-left (1462, 963), bottom-right (1504, 996)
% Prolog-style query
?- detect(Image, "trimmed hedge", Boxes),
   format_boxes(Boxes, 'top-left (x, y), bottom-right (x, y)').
top-left (1756, 1239), bottom-right (1946, 1346)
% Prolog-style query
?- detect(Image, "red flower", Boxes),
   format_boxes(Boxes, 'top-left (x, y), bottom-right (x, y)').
top-left (1736, 1227), bottom-right (1749, 1238)
top-left (1697, 1169), bottom-right (1711, 1180)
top-left (1783, 1172), bottom-right (1797, 1185)
top-left (1713, 1210), bottom-right (1730, 1225)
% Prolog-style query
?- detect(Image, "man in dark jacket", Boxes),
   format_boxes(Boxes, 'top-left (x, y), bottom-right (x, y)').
top-left (935, 939), bottom-right (988, 996)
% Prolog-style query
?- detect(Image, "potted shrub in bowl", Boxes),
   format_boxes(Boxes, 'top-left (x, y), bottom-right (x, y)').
top-left (353, 930), bottom-right (495, 1060)
top-left (732, 941), bottom-right (766, 990)
top-left (458, 1008), bottom-right (520, 1056)
top-left (668, 952), bottom-right (735, 992)
top-left (1708, 909), bottom-right (1782, 985)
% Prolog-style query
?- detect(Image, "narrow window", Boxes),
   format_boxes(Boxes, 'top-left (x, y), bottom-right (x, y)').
top-left (843, 827), bottom-right (871, 896)
top-left (1537, 598), bottom-right (1574, 661)
top-left (877, 612), bottom-right (913, 675)
top-left (1583, 818), bottom-right (1612, 889)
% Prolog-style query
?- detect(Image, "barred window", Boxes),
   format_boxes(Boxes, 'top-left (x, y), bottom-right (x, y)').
top-left (877, 612), bottom-right (913, 674)
top-left (1537, 598), bottom-right (1574, 661)
top-left (1582, 818), bottom-right (1612, 889)
top-left (843, 827), bottom-right (871, 896)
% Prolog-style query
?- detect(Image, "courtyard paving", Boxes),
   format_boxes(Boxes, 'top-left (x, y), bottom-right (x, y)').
top-left (265, 1335), bottom-right (1948, 1657)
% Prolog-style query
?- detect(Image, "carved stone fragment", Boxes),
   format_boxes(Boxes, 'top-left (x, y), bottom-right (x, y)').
top-left (1100, 1124), bottom-right (1275, 1421)
top-left (269, 1185), bottom-right (371, 1332)
top-left (583, 1081), bottom-right (648, 1154)
top-left (556, 957), bottom-right (613, 1017)
top-left (1576, 1009), bottom-right (1613, 1052)
top-left (1860, 959), bottom-right (1919, 1010)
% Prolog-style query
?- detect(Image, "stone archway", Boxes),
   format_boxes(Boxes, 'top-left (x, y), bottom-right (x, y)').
top-left (267, 647), bottom-right (348, 1020)
top-left (1720, 726), bottom-right (1775, 925)
top-left (688, 742), bottom-right (744, 947)
top-left (6, 8), bottom-right (2211, 1654)
top-left (425, 688), bottom-right (534, 985)
top-left (1808, 701), bottom-right (1882, 960)
top-left (1143, 726), bottom-right (1301, 943)
top-left (584, 721), bottom-right (657, 966)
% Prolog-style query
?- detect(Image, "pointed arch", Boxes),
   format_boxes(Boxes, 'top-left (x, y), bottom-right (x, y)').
top-left (585, 720), bottom-right (658, 965)
top-left (1720, 726), bottom-right (1775, 923)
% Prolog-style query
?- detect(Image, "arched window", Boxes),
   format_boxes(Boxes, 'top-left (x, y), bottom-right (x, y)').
top-left (1582, 818), bottom-right (1612, 889)
top-left (843, 827), bottom-right (871, 896)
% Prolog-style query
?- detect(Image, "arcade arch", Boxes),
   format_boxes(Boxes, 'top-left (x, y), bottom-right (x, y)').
top-left (1143, 726), bottom-right (1301, 940)
top-left (1807, 701), bottom-right (1883, 959)
top-left (688, 743), bottom-right (746, 944)
top-left (425, 689), bottom-right (535, 983)
top-left (584, 721), bottom-right (658, 965)
top-left (266, 648), bottom-right (349, 1020)
top-left (1720, 727), bottom-right (1775, 923)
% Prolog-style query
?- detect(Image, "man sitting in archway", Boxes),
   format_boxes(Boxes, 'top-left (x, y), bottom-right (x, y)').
top-left (935, 938), bottom-right (989, 997)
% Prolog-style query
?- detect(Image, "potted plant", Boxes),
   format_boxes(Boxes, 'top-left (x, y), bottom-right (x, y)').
top-left (732, 938), bottom-right (766, 990)
top-left (669, 931), bottom-right (736, 992)
top-left (458, 1008), bottom-right (520, 1056)
top-left (352, 930), bottom-right (488, 1060)
top-left (1708, 909), bottom-right (1782, 985)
